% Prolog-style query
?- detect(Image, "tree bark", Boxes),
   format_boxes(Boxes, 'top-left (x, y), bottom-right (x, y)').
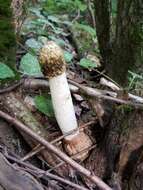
top-left (108, 0), bottom-right (143, 86)
top-left (94, 0), bottom-right (143, 86)
top-left (93, 0), bottom-right (111, 68)
top-left (0, 92), bottom-right (71, 177)
top-left (92, 2), bottom-right (143, 189)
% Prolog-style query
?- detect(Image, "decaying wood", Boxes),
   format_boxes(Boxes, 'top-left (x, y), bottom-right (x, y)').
top-left (0, 79), bottom-right (143, 189)
top-left (100, 77), bottom-right (121, 91)
top-left (100, 77), bottom-right (143, 103)
top-left (117, 111), bottom-right (143, 188)
top-left (1, 77), bottom-right (143, 107)
top-left (0, 92), bottom-right (71, 177)
top-left (84, 148), bottom-right (108, 189)
top-left (4, 152), bottom-right (89, 190)
top-left (0, 79), bottom-right (24, 94)
top-left (0, 119), bottom-right (29, 157)
top-left (23, 78), bottom-right (79, 93)
top-left (21, 121), bottom-right (96, 162)
top-left (0, 110), bottom-right (112, 190)
top-left (0, 152), bottom-right (44, 190)
top-left (103, 108), bottom-right (143, 189)
top-left (22, 78), bottom-right (143, 107)
top-left (69, 80), bottom-right (143, 108)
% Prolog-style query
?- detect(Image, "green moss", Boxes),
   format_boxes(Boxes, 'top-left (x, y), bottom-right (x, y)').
top-left (71, 24), bottom-right (96, 56)
top-left (0, 0), bottom-right (16, 68)
top-left (116, 104), bottom-right (134, 114)
top-left (0, 1), bottom-right (11, 16)
top-left (113, 107), bottom-right (131, 138)
top-left (121, 119), bottom-right (130, 137)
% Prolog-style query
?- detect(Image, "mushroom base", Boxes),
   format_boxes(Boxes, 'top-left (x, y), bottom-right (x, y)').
top-left (63, 132), bottom-right (93, 162)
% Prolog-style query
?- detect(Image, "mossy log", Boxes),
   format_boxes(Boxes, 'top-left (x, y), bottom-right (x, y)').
top-left (0, 92), bottom-right (71, 177)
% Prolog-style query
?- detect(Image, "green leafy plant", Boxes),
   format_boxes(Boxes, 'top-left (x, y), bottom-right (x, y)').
top-left (43, 0), bottom-right (87, 14)
top-left (79, 58), bottom-right (98, 69)
top-left (38, 36), bottom-right (48, 45)
top-left (128, 70), bottom-right (143, 89)
top-left (20, 53), bottom-right (42, 76)
top-left (74, 0), bottom-right (87, 11)
top-left (25, 38), bottom-right (42, 53)
top-left (74, 22), bottom-right (96, 38)
top-left (34, 95), bottom-right (54, 117)
top-left (64, 51), bottom-right (73, 63)
top-left (0, 62), bottom-right (15, 79)
top-left (47, 15), bottom-right (61, 23)
top-left (48, 36), bottom-right (66, 47)
top-left (112, 0), bottom-right (117, 15)
top-left (29, 7), bottom-right (44, 18)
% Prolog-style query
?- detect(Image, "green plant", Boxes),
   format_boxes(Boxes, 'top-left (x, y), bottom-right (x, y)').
top-left (73, 22), bottom-right (96, 38)
top-left (20, 53), bottom-right (42, 76)
top-left (34, 95), bottom-right (54, 117)
top-left (0, 62), bottom-right (15, 79)
top-left (128, 70), bottom-right (143, 89)
top-left (79, 58), bottom-right (98, 69)
top-left (64, 51), bottom-right (73, 63)
top-left (43, 0), bottom-right (87, 14)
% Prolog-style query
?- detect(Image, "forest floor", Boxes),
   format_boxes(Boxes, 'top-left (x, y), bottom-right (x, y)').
top-left (0, 1), bottom-right (143, 190)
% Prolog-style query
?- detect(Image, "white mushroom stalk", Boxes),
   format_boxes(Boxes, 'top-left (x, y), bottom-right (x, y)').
top-left (39, 41), bottom-right (92, 161)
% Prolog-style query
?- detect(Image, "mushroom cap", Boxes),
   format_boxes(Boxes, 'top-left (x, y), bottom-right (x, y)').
top-left (39, 41), bottom-right (66, 78)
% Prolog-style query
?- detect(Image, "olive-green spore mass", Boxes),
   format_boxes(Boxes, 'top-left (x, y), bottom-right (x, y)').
top-left (39, 41), bottom-right (66, 78)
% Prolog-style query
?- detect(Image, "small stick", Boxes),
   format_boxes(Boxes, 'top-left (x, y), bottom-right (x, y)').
top-left (47, 144), bottom-right (96, 173)
top-left (20, 144), bottom-right (43, 161)
top-left (0, 110), bottom-right (112, 190)
top-left (69, 80), bottom-right (143, 108)
top-left (72, 9), bottom-right (81, 23)
top-left (23, 78), bottom-right (143, 106)
top-left (21, 120), bottom-right (96, 161)
top-left (100, 77), bottom-right (120, 91)
top-left (5, 154), bottom-right (88, 190)
top-left (100, 77), bottom-right (143, 103)
top-left (0, 79), bottom-right (25, 94)
top-left (93, 69), bottom-right (120, 87)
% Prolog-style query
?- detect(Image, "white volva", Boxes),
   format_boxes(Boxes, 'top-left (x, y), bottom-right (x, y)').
top-left (49, 72), bottom-right (79, 140)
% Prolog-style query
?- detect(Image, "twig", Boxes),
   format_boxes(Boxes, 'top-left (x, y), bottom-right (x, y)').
top-left (100, 77), bottom-right (120, 91)
top-left (20, 144), bottom-right (43, 161)
top-left (47, 144), bottom-right (96, 173)
top-left (94, 69), bottom-right (120, 87)
top-left (23, 78), bottom-right (143, 106)
top-left (72, 9), bottom-right (81, 23)
top-left (0, 110), bottom-right (112, 190)
top-left (0, 79), bottom-right (25, 94)
top-left (69, 80), bottom-right (143, 108)
top-left (23, 78), bottom-right (79, 93)
top-left (21, 120), bottom-right (96, 161)
top-left (0, 92), bottom-right (67, 174)
top-left (4, 154), bottom-right (88, 190)
top-left (100, 77), bottom-right (143, 103)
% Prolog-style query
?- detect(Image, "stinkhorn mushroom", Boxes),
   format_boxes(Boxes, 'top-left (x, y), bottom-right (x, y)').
top-left (39, 41), bottom-right (92, 161)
